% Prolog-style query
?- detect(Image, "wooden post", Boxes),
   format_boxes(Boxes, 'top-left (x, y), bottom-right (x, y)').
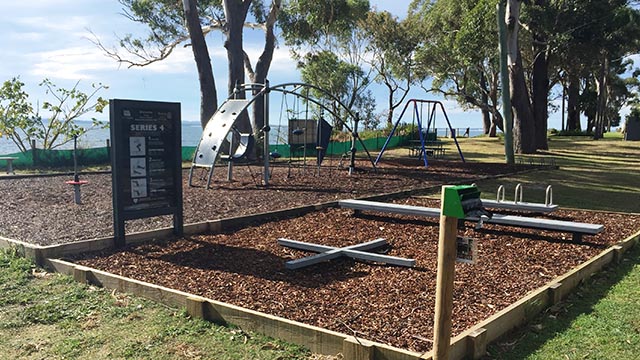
top-left (433, 187), bottom-right (459, 360)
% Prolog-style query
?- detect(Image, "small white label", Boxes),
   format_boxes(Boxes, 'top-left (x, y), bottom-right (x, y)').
top-left (456, 237), bottom-right (477, 264)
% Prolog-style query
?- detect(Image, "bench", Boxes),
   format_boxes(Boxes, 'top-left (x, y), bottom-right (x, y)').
top-left (339, 199), bottom-right (603, 242)
top-left (409, 140), bottom-right (446, 159)
top-left (0, 157), bottom-right (19, 174)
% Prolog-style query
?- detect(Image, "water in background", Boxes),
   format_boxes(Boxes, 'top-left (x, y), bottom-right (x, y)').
top-left (0, 120), bottom-right (485, 155)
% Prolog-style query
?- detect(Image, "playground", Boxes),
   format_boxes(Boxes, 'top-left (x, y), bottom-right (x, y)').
top-left (1, 131), bottom-right (639, 358)
top-left (1, 87), bottom-right (639, 358)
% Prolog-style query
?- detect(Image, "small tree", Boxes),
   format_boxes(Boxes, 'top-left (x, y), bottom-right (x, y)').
top-left (0, 78), bottom-right (108, 153)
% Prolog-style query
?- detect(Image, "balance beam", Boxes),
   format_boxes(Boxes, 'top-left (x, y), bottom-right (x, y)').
top-left (339, 199), bottom-right (603, 242)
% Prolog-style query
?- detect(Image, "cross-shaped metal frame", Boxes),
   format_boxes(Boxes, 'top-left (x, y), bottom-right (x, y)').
top-left (277, 238), bottom-right (416, 270)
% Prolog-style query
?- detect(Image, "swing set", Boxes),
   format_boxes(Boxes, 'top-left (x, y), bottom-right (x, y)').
top-left (188, 81), bottom-right (377, 189)
top-left (375, 99), bottom-right (465, 167)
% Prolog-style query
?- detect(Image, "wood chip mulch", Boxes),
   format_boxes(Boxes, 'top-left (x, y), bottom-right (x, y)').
top-left (72, 197), bottom-right (640, 353)
top-left (3, 158), bottom-right (638, 353)
top-left (0, 159), bottom-right (531, 245)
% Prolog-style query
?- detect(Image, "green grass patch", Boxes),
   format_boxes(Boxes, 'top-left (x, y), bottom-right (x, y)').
top-left (453, 135), bottom-right (640, 213)
top-left (487, 244), bottom-right (640, 359)
top-left (0, 248), bottom-right (310, 360)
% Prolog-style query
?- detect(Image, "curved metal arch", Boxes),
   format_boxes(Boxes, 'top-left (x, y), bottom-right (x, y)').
top-left (232, 81), bottom-right (377, 170)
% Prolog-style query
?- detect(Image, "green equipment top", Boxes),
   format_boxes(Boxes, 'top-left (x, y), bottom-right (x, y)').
top-left (442, 185), bottom-right (486, 218)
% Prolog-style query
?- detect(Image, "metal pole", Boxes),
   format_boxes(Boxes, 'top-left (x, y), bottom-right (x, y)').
top-left (349, 113), bottom-right (358, 175)
top-left (263, 80), bottom-right (270, 187)
top-left (73, 135), bottom-right (79, 182)
top-left (498, 1), bottom-right (515, 164)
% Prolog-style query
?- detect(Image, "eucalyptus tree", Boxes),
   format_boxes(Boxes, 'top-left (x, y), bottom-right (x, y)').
top-left (360, 10), bottom-right (419, 127)
top-left (279, 0), bottom-right (373, 125)
top-left (537, 0), bottom-right (640, 139)
top-left (94, 0), bottom-right (282, 135)
top-left (410, 0), bottom-right (504, 136)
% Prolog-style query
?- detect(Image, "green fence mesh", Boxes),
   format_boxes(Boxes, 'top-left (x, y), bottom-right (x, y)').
top-left (0, 135), bottom-right (410, 169)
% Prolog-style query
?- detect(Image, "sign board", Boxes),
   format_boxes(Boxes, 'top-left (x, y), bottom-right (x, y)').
top-left (288, 119), bottom-right (317, 145)
top-left (110, 99), bottom-right (183, 247)
top-left (456, 237), bottom-right (477, 264)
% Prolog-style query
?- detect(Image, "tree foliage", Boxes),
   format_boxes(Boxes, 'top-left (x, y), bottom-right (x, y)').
top-left (95, 0), bottom-right (281, 135)
top-left (360, 10), bottom-right (419, 126)
top-left (280, 0), bottom-right (373, 127)
top-left (411, 0), bottom-right (503, 135)
top-left (0, 78), bottom-right (108, 153)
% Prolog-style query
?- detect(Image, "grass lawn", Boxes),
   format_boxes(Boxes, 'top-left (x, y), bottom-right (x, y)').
top-left (0, 248), bottom-right (310, 360)
top-left (485, 242), bottom-right (640, 360)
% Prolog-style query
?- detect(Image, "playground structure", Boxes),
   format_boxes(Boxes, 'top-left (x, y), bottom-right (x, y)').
top-left (64, 135), bottom-right (88, 204)
top-left (188, 81), bottom-right (377, 189)
top-left (375, 99), bottom-right (465, 167)
top-left (481, 183), bottom-right (558, 213)
top-left (339, 198), bottom-right (603, 243)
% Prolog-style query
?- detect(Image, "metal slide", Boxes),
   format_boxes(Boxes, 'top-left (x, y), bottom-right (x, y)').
top-left (188, 99), bottom-right (251, 189)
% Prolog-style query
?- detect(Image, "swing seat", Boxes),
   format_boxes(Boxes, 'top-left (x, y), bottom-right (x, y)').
top-left (292, 128), bottom-right (304, 135)
top-left (269, 151), bottom-right (282, 159)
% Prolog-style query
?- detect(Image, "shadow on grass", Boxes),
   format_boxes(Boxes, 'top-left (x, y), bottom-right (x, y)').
top-left (483, 244), bottom-right (640, 359)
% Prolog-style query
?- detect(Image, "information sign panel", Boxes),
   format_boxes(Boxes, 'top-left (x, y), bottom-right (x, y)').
top-left (456, 236), bottom-right (477, 264)
top-left (110, 99), bottom-right (183, 247)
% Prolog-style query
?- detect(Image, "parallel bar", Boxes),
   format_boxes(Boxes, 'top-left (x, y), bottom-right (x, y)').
top-left (466, 214), bottom-right (603, 234)
top-left (339, 199), bottom-right (603, 235)
top-left (481, 199), bottom-right (559, 213)
top-left (339, 199), bottom-right (441, 217)
top-left (284, 249), bottom-right (344, 269)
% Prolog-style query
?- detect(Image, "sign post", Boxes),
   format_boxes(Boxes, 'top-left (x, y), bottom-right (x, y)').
top-left (110, 99), bottom-right (183, 248)
top-left (433, 185), bottom-right (487, 359)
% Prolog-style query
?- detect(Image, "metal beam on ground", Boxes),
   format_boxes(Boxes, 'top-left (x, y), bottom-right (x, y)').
top-left (277, 238), bottom-right (416, 269)
top-left (338, 199), bottom-right (603, 236)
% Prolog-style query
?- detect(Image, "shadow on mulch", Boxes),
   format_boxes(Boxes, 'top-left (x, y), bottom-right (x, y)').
top-left (128, 238), bottom-right (373, 288)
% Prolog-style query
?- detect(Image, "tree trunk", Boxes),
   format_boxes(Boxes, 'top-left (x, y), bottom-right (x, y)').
top-left (480, 72), bottom-right (491, 134)
top-left (506, 0), bottom-right (536, 154)
top-left (247, 0), bottom-right (281, 139)
top-left (490, 110), bottom-right (501, 137)
top-left (223, 0), bottom-right (252, 134)
top-left (490, 71), bottom-right (502, 136)
top-left (566, 72), bottom-right (580, 131)
top-left (183, 0), bottom-right (218, 129)
top-left (594, 55), bottom-right (608, 139)
top-left (531, 31), bottom-right (549, 150)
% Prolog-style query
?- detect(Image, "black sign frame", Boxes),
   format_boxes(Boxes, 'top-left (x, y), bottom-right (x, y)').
top-left (110, 99), bottom-right (183, 247)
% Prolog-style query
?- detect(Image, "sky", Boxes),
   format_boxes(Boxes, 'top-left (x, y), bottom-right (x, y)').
top-left (0, 0), bottom-right (627, 132)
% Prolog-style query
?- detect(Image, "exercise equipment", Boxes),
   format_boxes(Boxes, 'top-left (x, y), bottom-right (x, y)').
top-left (65, 135), bottom-right (88, 204)
top-left (277, 238), bottom-right (415, 269)
top-left (481, 184), bottom-right (558, 213)
top-left (339, 198), bottom-right (603, 243)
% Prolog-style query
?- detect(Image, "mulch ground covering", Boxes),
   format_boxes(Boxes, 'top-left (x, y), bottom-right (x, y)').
top-left (72, 203), bottom-right (640, 353)
top-left (3, 158), bottom-right (639, 353)
top-left (1, 159), bottom-right (530, 246)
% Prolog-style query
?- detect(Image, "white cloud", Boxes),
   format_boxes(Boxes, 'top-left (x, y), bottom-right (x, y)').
top-left (29, 46), bottom-right (117, 80)
top-left (12, 15), bottom-right (92, 33)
